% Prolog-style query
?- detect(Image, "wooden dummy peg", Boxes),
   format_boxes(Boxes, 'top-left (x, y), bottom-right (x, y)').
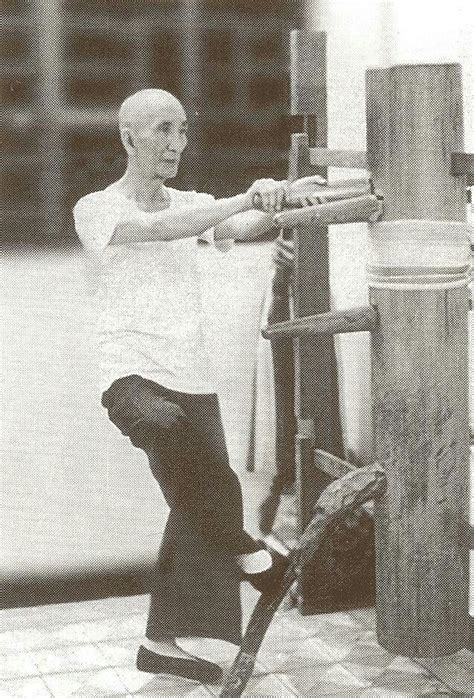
top-left (274, 193), bottom-right (382, 228)
top-left (262, 305), bottom-right (379, 340)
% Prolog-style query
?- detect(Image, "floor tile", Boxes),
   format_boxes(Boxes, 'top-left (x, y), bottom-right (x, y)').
top-left (0, 653), bottom-right (40, 681)
top-left (350, 608), bottom-right (377, 629)
top-left (414, 649), bottom-right (474, 695)
top-left (312, 627), bottom-right (366, 663)
top-left (0, 676), bottom-right (52, 698)
top-left (283, 663), bottom-right (339, 694)
top-left (342, 639), bottom-right (394, 668)
top-left (243, 671), bottom-right (298, 696)
top-left (43, 668), bottom-right (128, 697)
top-left (387, 656), bottom-right (431, 674)
top-left (0, 629), bottom-right (52, 653)
top-left (258, 636), bottom-right (337, 673)
top-left (95, 639), bottom-right (138, 667)
top-left (114, 666), bottom-right (212, 695)
top-left (105, 615), bottom-right (146, 641)
top-left (48, 623), bottom-right (95, 647)
top-left (33, 644), bottom-right (109, 674)
top-left (323, 662), bottom-right (372, 689)
top-left (371, 668), bottom-right (451, 695)
top-left (0, 634), bottom-right (24, 655)
top-left (341, 661), bottom-right (388, 683)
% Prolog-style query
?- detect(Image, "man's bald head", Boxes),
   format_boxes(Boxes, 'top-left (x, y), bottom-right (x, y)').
top-left (119, 89), bottom-right (185, 131)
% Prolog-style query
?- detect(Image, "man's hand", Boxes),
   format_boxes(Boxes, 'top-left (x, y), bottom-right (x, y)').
top-left (246, 175), bottom-right (328, 213)
top-left (246, 178), bottom-right (289, 213)
top-left (288, 175), bottom-right (328, 206)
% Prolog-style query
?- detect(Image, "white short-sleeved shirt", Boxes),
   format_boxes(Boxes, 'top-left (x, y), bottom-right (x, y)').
top-left (73, 184), bottom-right (232, 394)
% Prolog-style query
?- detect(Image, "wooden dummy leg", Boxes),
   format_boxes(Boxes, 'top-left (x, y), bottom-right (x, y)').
top-left (220, 463), bottom-right (387, 698)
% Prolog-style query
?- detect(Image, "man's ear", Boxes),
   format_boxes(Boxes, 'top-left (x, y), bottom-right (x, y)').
top-left (120, 128), bottom-right (135, 155)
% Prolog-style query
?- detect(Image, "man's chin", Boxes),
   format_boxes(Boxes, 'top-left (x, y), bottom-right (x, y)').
top-left (156, 166), bottom-right (178, 179)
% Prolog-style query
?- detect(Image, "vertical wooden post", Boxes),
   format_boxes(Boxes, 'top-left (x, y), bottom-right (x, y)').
top-left (290, 30), bottom-right (345, 612)
top-left (366, 64), bottom-right (470, 656)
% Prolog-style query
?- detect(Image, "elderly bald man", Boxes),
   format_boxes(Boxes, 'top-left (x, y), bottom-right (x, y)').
top-left (74, 89), bottom-right (320, 684)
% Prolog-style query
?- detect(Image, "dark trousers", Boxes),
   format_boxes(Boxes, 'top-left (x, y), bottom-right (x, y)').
top-left (101, 374), bottom-right (259, 644)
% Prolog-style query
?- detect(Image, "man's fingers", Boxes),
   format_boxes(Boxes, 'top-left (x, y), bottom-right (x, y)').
top-left (291, 174), bottom-right (327, 189)
top-left (262, 191), bottom-right (271, 213)
top-left (275, 187), bottom-right (285, 212)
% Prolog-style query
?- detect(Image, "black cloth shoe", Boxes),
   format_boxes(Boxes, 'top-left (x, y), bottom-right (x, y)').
top-left (136, 645), bottom-right (223, 684)
top-left (241, 544), bottom-right (291, 594)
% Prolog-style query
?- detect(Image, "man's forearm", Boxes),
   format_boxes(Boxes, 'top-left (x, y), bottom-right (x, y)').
top-left (112, 194), bottom-right (251, 244)
top-left (215, 210), bottom-right (275, 241)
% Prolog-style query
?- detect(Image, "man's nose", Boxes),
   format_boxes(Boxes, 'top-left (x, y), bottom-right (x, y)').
top-left (167, 133), bottom-right (183, 152)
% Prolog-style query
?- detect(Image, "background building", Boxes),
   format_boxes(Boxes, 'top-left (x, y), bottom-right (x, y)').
top-left (3, 0), bottom-right (302, 244)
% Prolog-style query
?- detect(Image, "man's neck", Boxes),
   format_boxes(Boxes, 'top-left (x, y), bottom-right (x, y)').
top-left (118, 166), bottom-right (169, 208)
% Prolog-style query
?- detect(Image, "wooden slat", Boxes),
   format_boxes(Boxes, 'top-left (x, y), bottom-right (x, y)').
top-left (314, 450), bottom-right (375, 518)
top-left (274, 194), bottom-right (382, 228)
top-left (309, 147), bottom-right (368, 169)
top-left (289, 31), bottom-right (345, 612)
top-left (290, 30), bottom-right (326, 117)
top-left (314, 449), bottom-right (357, 479)
top-left (262, 305), bottom-right (379, 340)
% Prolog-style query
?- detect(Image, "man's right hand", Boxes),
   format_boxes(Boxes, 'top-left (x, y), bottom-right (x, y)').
top-left (246, 178), bottom-right (289, 213)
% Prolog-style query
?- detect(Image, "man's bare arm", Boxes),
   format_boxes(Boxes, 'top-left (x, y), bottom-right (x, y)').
top-left (110, 194), bottom-right (251, 245)
top-left (214, 210), bottom-right (275, 242)
top-left (214, 175), bottom-right (328, 241)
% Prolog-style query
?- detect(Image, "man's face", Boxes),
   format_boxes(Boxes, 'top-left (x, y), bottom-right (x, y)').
top-left (131, 99), bottom-right (188, 181)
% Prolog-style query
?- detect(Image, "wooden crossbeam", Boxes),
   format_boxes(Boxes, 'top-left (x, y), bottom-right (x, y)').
top-left (262, 305), bottom-right (379, 340)
top-left (273, 194), bottom-right (382, 228)
top-left (253, 178), bottom-right (374, 210)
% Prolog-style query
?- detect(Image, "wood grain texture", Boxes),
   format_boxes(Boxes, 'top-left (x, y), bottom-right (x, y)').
top-left (366, 62), bottom-right (470, 657)
top-left (274, 194), bottom-right (382, 228)
top-left (262, 305), bottom-right (379, 339)
top-left (219, 463), bottom-right (386, 697)
top-left (371, 285), bottom-right (470, 656)
top-left (290, 30), bottom-right (326, 118)
top-left (366, 64), bottom-right (466, 222)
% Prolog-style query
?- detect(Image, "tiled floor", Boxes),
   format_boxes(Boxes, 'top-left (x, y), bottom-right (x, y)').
top-left (1, 592), bottom-right (472, 697)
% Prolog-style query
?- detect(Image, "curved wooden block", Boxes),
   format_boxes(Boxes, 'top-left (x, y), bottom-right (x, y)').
top-left (219, 463), bottom-right (386, 698)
